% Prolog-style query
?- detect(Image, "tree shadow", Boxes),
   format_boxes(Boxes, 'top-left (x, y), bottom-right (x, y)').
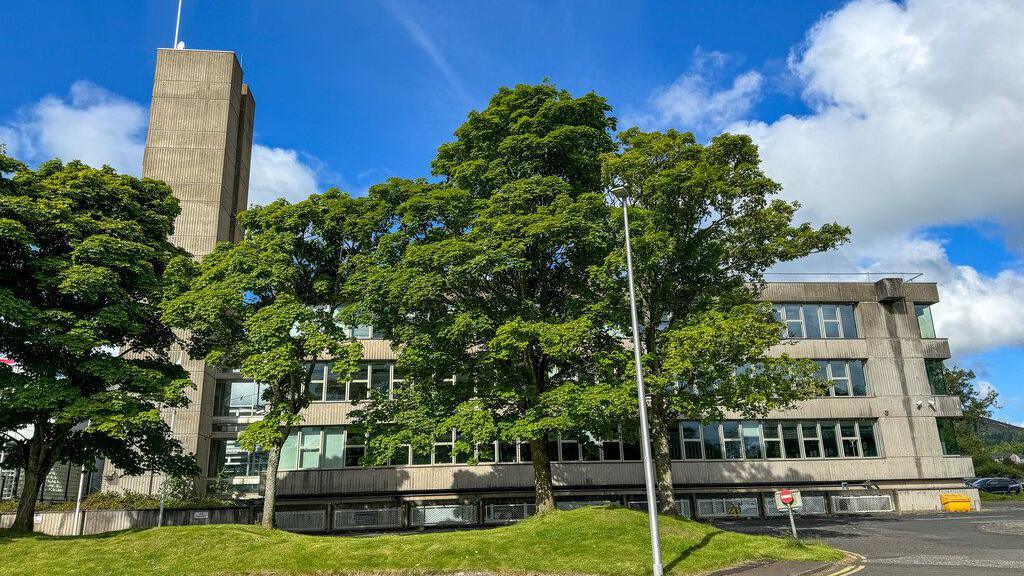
top-left (664, 528), bottom-right (721, 573)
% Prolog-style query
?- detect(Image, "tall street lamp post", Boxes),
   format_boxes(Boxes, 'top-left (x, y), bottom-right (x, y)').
top-left (611, 186), bottom-right (663, 576)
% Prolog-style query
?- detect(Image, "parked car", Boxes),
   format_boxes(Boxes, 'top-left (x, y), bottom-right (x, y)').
top-left (963, 477), bottom-right (979, 487)
top-left (972, 477), bottom-right (1022, 494)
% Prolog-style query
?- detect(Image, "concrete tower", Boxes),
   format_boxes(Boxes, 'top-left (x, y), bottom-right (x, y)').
top-left (103, 49), bottom-right (255, 493)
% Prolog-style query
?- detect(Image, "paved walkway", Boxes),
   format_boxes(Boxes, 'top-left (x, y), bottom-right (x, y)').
top-left (709, 501), bottom-right (1024, 576)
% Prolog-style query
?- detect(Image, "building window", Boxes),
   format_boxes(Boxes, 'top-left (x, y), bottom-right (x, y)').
top-left (915, 304), bottom-right (936, 338)
top-left (772, 304), bottom-right (858, 339)
top-left (681, 421), bottom-right (703, 459)
top-left (675, 420), bottom-right (878, 461)
top-left (208, 439), bottom-right (267, 478)
top-left (214, 380), bottom-right (269, 416)
top-left (925, 359), bottom-right (947, 395)
top-left (814, 360), bottom-right (868, 397)
top-left (937, 418), bottom-right (959, 455)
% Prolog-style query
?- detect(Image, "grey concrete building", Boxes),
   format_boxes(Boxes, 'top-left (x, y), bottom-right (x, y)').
top-left (102, 48), bottom-right (255, 494)
top-left (104, 49), bottom-right (976, 530)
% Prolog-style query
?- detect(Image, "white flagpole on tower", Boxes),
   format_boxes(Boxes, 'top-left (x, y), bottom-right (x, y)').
top-left (173, 0), bottom-right (183, 48)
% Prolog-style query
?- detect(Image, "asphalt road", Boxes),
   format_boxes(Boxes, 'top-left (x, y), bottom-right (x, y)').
top-left (710, 501), bottom-right (1024, 576)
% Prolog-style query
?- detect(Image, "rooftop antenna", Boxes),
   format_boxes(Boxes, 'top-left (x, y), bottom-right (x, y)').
top-left (173, 0), bottom-right (185, 49)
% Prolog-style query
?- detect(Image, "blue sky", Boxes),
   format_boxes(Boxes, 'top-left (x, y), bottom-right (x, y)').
top-left (3, 1), bottom-right (1023, 423)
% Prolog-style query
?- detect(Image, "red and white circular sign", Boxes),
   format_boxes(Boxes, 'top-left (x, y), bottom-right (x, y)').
top-left (779, 489), bottom-right (794, 505)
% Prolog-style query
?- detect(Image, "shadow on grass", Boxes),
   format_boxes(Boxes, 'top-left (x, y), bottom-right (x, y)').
top-left (664, 529), bottom-right (720, 573)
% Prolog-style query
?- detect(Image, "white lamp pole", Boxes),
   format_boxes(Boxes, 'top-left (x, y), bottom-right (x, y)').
top-left (612, 186), bottom-right (663, 576)
top-left (72, 420), bottom-right (90, 537)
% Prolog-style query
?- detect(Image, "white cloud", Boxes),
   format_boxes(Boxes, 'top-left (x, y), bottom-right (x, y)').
top-left (729, 0), bottom-right (1024, 246)
top-left (1, 82), bottom-right (322, 206)
top-left (248, 145), bottom-right (320, 206)
top-left (693, 0), bottom-right (1024, 356)
top-left (632, 49), bottom-right (764, 132)
top-left (0, 81), bottom-right (147, 174)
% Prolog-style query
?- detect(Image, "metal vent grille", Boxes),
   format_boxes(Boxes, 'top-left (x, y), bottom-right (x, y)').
top-left (484, 503), bottom-right (537, 524)
top-left (256, 510), bottom-right (327, 532)
top-left (410, 504), bottom-right (477, 527)
top-left (763, 495), bottom-right (827, 516)
top-left (831, 494), bottom-right (894, 513)
top-left (696, 497), bottom-right (759, 518)
top-left (334, 508), bottom-right (403, 530)
top-left (555, 500), bottom-right (616, 511)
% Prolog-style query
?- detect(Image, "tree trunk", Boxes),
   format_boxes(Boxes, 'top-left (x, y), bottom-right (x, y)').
top-left (649, 397), bottom-right (676, 514)
top-left (260, 439), bottom-right (283, 529)
top-left (13, 433), bottom-right (53, 532)
top-left (530, 438), bottom-right (556, 512)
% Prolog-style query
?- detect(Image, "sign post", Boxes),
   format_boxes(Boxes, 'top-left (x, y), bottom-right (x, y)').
top-left (774, 489), bottom-right (802, 539)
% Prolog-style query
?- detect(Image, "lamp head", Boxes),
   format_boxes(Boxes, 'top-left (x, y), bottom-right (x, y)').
top-left (610, 186), bottom-right (628, 200)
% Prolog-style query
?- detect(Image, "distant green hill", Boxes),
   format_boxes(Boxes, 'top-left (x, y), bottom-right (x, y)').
top-left (979, 417), bottom-right (1024, 445)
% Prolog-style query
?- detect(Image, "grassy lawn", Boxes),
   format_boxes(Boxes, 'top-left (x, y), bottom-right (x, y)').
top-left (0, 506), bottom-right (840, 576)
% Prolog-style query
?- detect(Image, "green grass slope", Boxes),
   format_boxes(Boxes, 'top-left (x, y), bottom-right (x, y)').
top-left (0, 506), bottom-right (840, 576)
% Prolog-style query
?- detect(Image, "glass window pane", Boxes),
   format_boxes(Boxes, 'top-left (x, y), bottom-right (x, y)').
top-left (350, 325), bottom-right (372, 339)
top-left (323, 427), bottom-right (344, 468)
top-left (349, 380), bottom-right (369, 401)
top-left (622, 441), bottom-right (642, 461)
top-left (681, 421), bottom-right (701, 439)
top-left (345, 446), bottom-right (365, 467)
top-left (684, 441), bottom-right (702, 460)
top-left (703, 423), bottom-right (723, 460)
top-left (765, 440), bottom-right (782, 459)
top-left (859, 422), bottom-right (878, 457)
top-left (839, 305), bottom-right (858, 338)
top-left (326, 365), bottom-right (345, 401)
top-left (763, 423), bottom-right (780, 439)
top-left (803, 305), bottom-right (821, 338)
top-left (371, 363), bottom-right (390, 396)
top-left (561, 441), bottom-right (580, 461)
top-left (433, 444), bottom-right (453, 464)
top-left (499, 442), bottom-right (518, 463)
top-left (307, 378), bottom-right (324, 401)
top-left (916, 304), bottom-right (936, 338)
top-left (279, 430), bottom-right (299, 471)
top-left (301, 427), bottom-right (321, 449)
top-left (742, 422), bottom-right (763, 459)
top-left (582, 440), bottom-right (601, 461)
top-left (786, 321), bottom-right (804, 339)
top-left (782, 423), bottom-right (801, 458)
top-left (821, 422), bottom-right (840, 458)
top-left (850, 361), bottom-right (867, 396)
top-left (519, 442), bottom-right (533, 462)
top-left (722, 422), bottom-right (740, 438)
top-left (602, 441), bottom-right (622, 461)
top-left (925, 360), bottom-right (947, 395)
top-left (937, 418), bottom-right (959, 455)
top-left (668, 424), bottom-right (682, 460)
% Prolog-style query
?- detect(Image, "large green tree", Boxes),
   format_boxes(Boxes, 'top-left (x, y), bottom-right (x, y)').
top-left (162, 190), bottom-right (377, 528)
top-left (354, 83), bottom-right (633, 511)
top-left (600, 129), bottom-right (850, 512)
top-left (0, 152), bottom-right (195, 531)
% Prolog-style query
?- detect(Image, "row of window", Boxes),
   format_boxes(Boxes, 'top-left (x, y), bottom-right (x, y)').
top-left (215, 357), bottom-right (874, 417)
top-left (671, 420), bottom-right (879, 461)
top-left (208, 419), bottom-right (882, 477)
top-left (772, 304), bottom-right (859, 339)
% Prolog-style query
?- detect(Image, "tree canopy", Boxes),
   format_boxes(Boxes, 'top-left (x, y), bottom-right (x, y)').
top-left (599, 128), bottom-right (850, 511)
top-left (354, 83), bottom-right (633, 510)
top-left (162, 189), bottom-right (381, 527)
top-left (0, 151), bottom-right (195, 531)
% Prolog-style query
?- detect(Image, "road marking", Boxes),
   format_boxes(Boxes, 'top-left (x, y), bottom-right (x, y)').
top-left (823, 565), bottom-right (864, 576)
